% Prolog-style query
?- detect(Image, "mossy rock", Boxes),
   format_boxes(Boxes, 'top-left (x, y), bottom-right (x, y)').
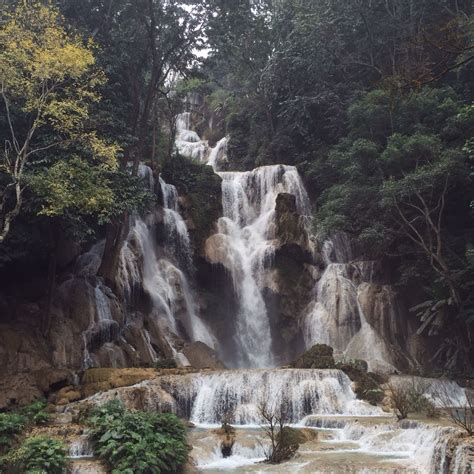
top-left (336, 361), bottom-right (384, 405)
top-left (292, 344), bottom-right (335, 369)
top-left (161, 155), bottom-right (222, 253)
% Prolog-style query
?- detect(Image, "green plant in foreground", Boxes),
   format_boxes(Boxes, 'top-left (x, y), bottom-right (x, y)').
top-left (87, 400), bottom-right (189, 473)
top-left (0, 412), bottom-right (27, 451)
top-left (3, 436), bottom-right (67, 474)
top-left (20, 401), bottom-right (51, 426)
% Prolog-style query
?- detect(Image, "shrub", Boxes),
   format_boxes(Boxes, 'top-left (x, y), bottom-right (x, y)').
top-left (20, 401), bottom-right (51, 425)
top-left (259, 402), bottom-right (299, 464)
top-left (4, 436), bottom-right (67, 474)
top-left (0, 412), bottom-right (26, 452)
top-left (87, 400), bottom-right (189, 473)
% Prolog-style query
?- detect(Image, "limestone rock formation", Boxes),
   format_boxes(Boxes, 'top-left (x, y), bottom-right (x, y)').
top-left (182, 341), bottom-right (226, 369)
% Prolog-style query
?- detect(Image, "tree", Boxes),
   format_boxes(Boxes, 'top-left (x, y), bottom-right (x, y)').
top-left (258, 402), bottom-right (299, 464)
top-left (0, 0), bottom-right (118, 243)
top-left (60, 0), bottom-right (206, 284)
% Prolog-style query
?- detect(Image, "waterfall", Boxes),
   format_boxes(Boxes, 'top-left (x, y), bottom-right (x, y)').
top-left (207, 136), bottom-right (228, 170)
top-left (159, 176), bottom-right (193, 271)
top-left (174, 112), bottom-right (209, 162)
top-left (161, 368), bottom-right (381, 425)
top-left (208, 165), bottom-right (311, 368)
top-left (116, 167), bottom-right (216, 355)
top-left (304, 234), bottom-right (397, 372)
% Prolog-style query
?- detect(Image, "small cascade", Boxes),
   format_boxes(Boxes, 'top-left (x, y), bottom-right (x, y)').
top-left (161, 368), bottom-right (381, 425)
top-left (207, 136), bottom-right (228, 170)
top-left (174, 112), bottom-right (209, 162)
top-left (78, 283), bottom-right (118, 370)
top-left (338, 420), bottom-right (464, 474)
top-left (304, 234), bottom-right (397, 372)
top-left (195, 441), bottom-right (267, 471)
top-left (158, 176), bottom-right (193, 271)
top-left (69, 435), bottom-right (94, 459)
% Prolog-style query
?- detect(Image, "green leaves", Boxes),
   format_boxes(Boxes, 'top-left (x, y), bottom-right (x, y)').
top-left (2, 436), bottom-right (67, 474)
top-left (87, 400), bottom-right (189, 474)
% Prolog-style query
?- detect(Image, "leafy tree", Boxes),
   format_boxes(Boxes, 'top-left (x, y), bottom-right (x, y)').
top-left (0, 0), bottom-right (118, 243)
top-left (60, 0), bottom-right (207, 283)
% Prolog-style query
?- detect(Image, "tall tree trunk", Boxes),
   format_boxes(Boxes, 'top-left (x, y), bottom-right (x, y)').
top-left (98, 214), bottom-right (129, 288)
top-left (43, 219), bottom-right (59, 336)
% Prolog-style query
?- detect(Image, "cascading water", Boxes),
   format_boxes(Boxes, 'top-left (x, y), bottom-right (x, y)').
top-left (175, 112), bottom-right (209, 162)
top-left (161, 368), bottom-right (381, 425)
top-left (304, 236), bottom-right (397, 372)
top-left (116, 166), bottom-right (216, 356)
top-left (159, 176), bottom-right (193, 271)
top-left (209, 165), bottom-right (311, 368)
top-left (207, 136), bottom-right (228, 170)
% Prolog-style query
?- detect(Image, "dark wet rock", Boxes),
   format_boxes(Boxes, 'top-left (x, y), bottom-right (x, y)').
top-left (292, 344), bottom-right (335, 369)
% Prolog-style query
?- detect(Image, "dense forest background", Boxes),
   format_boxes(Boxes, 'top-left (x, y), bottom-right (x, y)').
top-left (0, 0), bottom-right (473, 371)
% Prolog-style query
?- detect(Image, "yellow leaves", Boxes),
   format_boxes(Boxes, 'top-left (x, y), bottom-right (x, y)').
top-left (33, 157), bottom-right (115, 218)
top-left (0, 1), bottom-right (102, 135)
top-left (84, 133), bottom-right (121, 171)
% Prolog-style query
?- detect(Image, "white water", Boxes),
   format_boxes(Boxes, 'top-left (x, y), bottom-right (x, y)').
top-left (162, 369), bottom-right (381, 425)
top-left (117, 166), bottom-right (216, 356)
top-left (209, 165), bottom-right (311, 367)
top-left (208, 136), bottom-right (228, 170)
top-left (159, 176), bottom-right (193, 271)
top-left (175, 112), bottom-right (209, 162)
top-left (304, 236), bottom-right (397, 372)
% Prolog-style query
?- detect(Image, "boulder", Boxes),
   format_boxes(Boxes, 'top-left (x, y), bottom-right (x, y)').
top-left (182, 341), bottom-right (226, 369)
top-left (292, 344), bottom-right (335, 369)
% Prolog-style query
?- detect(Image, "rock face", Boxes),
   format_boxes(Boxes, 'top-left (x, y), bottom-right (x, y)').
top-left (275, 193), bottom-right (309, 248)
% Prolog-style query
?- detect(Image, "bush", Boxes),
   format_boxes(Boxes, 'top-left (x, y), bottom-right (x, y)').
top-left (0, 413), bottom-right (27, 452)
top-left (259, 403), bottom-right (299, 464)
top-left (87, 400), bottom-right (189, 473)
top-left (0, 401), bottom-right (51, 454)
top-left (336, 360), bottom-right (385, 405)
top-left (20, 401), bottom-right (51, 425)
top-left (3, 436), bottom-right (67, 474)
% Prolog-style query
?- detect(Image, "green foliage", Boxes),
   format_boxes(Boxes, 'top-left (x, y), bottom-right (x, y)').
top-left (87, 400), bottom-right (189, 473)
top-left (3, 436), bottom-right (67, 474)
top-left (0, 412), bottom-right (26, 452)
top-left (0, 401), bottom-right (51, 452)
top-left (161, 154), bottom-right (222, 248)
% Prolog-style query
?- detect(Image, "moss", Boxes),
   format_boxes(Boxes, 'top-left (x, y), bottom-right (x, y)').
top-left (292, 344), bottom-right (335, 369)
top-left (336, 361), bottom-right (385, 405)
top-left (161, 155), bottom-right (222, 252)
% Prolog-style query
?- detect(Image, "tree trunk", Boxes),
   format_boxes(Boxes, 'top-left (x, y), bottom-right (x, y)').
top-left (43, 219), bottom-right (59, 336)
top-left (98, 214), bottom-right (129, 288)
